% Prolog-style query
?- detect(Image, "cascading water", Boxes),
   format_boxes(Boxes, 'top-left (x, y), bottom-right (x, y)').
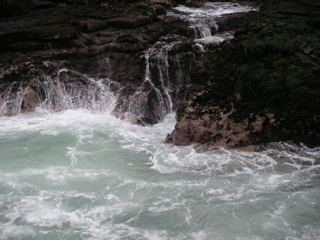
top-left (0, 2), bottom-right (252, 122)
top-left (169, 2), bottom-right (256, 44)
top-left (125, 47), bottom-right (172, 124)
top-left (0, 38), bottom-right (194, 124)
top-left (146, 41), bottom-right (178, 112)
top-left (119, 37), bottom-right (197, 124)
top-left (1, 2), bottom-right (320, 240)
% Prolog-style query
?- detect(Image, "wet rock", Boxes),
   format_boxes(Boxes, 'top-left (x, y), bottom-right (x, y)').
top-left (151, 0), bottom-right (204, 7)
top-left (151, 0), bottom-right (175, 6)
top-left (167, 0), bottom-right (320, 149)
top-left (183, 0), bottom-right (204, 7)
top-left (21, 87), bottom-right (39, 113)
top-left (0, 0), bottom-right (198, 124)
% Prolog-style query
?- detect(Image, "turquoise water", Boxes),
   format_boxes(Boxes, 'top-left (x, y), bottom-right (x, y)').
top-left (0, 109), bottom-right (319, 239)
top-left (1, 2), bottom-right (319, 239)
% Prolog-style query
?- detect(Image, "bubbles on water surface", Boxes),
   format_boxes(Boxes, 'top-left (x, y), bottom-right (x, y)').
top-left (0, 107), bottom-right (320, 239)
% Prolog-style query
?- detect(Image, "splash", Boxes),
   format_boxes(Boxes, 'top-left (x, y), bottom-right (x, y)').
top-left (0, 111), bottom-right (319, 240)
top-left (0, 68), bottom-right (118, 117)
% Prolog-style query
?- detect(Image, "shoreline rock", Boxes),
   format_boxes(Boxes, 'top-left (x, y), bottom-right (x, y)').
top-left (166, 0), bottom-right (320, 149)
top-left (1, 0), bottom-right (319, 149)
top-left (0, 0), bottom-right (204, 124)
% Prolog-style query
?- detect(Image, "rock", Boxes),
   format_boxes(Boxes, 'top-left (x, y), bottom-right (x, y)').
top-left (0, 0), bottom-right (33, 18)
top-left (32, 0), bottom-right (55, 9)
top-left (151, 0), bottom-right (204, 7)
top-left (166, 0), bottom-right (320, 149)
top-left (0, 0), bottom-right (198, 124)
top-left (183, 0), bottom-right (204, 7)
top-left (21, 87), bottom-right (39, 113)
top-left (151, 0), bottom-right (175, 6)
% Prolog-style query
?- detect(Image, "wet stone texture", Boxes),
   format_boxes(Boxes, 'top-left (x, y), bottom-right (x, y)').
top-left (0, 0), bottom-right (200, 124)
top-left (166, 0), bottom-right (320, 149)
top-left (1, 0), bottom-right (320, 149)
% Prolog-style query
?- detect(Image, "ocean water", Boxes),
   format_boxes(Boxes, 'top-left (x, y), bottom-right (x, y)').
top-left (0, 109), bottom-right (319, 240)
top-left (1, 2), bottom-right (320, 240)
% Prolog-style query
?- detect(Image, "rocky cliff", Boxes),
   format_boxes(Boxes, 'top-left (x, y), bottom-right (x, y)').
top-left (0, 0), bottom-right (203, 124)
top-left (166, 0), bottom-right (320, 149)
top-left (1, 0), bottom-right (319, 149)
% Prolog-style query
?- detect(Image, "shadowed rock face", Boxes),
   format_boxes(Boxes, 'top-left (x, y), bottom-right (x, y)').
top-left (165, 0), bottom-right (320, 149)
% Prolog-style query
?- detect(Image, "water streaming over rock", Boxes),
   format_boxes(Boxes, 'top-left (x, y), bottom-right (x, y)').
top-left (0, 41), bottom-right (195, 124)
top-left (114, 36), bottom-right (198, 125)
top-left (0, 2), bottom-right (253, 122)
top-left (120, 42), bottom-right (178, 124)
top-left (169, 2), bottom-right (256, 44)
top-left (1, 2), bottom-right (319, 240)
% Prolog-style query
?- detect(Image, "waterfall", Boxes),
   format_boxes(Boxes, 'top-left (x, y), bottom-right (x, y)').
top-left (124, 48), bottom-right (170, 124)
top-left (144, 41), bottom-right (181, 113)
top-left (116, 37), bottom-right (197, 125)
top-left (0, 39), bottom-right (196, 123)
top-left (169, 2), bottom-right (256, 45)
top-left (0, 2), bottom-right (255, 122)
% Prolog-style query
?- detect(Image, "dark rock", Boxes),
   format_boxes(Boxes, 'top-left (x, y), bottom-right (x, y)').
top-left (179, 0), bottom-right (204, 7)
top-left (0, 0), bottom-right (199, 124)
top-left (0, 0), bottom-right (33, 18)
top-left (152, 0), bottom-right (204, 7)
top-left (32, 0), bottom-right (55, 9)
top-left (166, 0), bottom-right (320, 149)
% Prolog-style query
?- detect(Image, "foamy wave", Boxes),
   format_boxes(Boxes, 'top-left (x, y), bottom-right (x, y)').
top-left (1, 109), bottom-right (319, 239)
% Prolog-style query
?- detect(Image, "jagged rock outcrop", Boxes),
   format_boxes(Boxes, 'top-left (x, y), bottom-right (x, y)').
top-left (0, 0), bottom-right (200, 124)
top-left (166, 0), bottom-right (320, 149)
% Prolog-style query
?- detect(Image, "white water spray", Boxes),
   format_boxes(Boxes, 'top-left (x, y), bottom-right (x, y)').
top-left (0, 68), bottom-right (118, 116)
